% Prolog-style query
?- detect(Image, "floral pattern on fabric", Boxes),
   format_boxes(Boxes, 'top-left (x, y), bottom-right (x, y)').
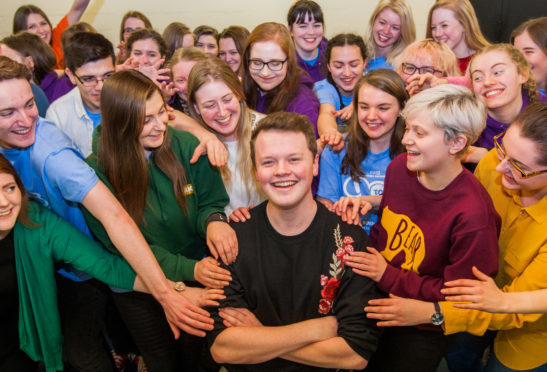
top-left (318, 224), bottom-right (354, 314)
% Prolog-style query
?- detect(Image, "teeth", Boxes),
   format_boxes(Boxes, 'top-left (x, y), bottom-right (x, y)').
top-left (14, 128), bottom-right (30, 135)
top-left (485, 90), bottom-right (501, 97)
top-left (0, 210), bottom-right (11, 217)
top-left (216, 115), bottom-right (231, 124)
top-left (378, 34), bottom-right (389, 42)
top-left (408, 151), bottom-right (420, 155)
top-left (368, 123), bottom-right (381, 128)
top-left (274, 181), bottom-right (296, 187)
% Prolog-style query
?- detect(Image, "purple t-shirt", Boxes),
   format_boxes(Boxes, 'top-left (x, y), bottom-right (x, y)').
top-left (256, 72), bottom-right (320, 138)
top-left (40, 72), bottom-right (74, 104)
top-left (296, 37), bottom-right (328, 83)
top-left (474, 90), bottom-right (547, 149)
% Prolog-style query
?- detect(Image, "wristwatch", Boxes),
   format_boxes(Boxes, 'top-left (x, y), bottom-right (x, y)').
top-left (431, 302), bottom-right (444, 326)
top-left (174, 281), bottom-right (186, 292)
top-left (206, 212), bottom-right (228, 226)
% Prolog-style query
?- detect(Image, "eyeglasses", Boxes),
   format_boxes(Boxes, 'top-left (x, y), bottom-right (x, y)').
top-left (401, 63), bottom-right (445, 78)
top-left (493, 131), bottom-right (547, 179)
top-left (74, 71), bottom-right (115, 87)
top-left (249, 58), bottom-right (288, 72)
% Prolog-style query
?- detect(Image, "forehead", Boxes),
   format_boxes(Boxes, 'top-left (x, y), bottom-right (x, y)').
top-left (145, 91), bottom-right (164, 112)
top-left (196, 79), bottom-right (232, 98)
top-left (0, 44), bottom-right (25, 63)
top-left (503, 125), bottom-right (541, 166)
top-left (219, 37), bottom-right (237, 50)
top-left (0, 78), bottom-right (33, 108)
top-left (75, 56), bottom-right (115, 75)
top-left (376, 8), bottom-right (401, 24)
top-left (358, 83), bottom-right (397, 104)
top-left (403, 52), bottom-right (434, 67)
top-left (255, 129), bottom-right (310, 158)
top-left (124, 17), bottom-right (146, 28)
top-left (132, 38), bottom-right (160, 52)
top-left (197, 34), bottom-right (216, 43)
top-left (26, 12), bottom-right (47, 24)
top-left (471, 50), bottom-right (513, 70)
top-left (330, 44), bottom-right (363, 61)
top-left (250, 40), bottom-right (286, 59)
top-left (431, 7), bottom-right (458, 22)
top-left (406, 109), bottom-right (438, 130)
top-left (172, 60), bottom-right (197, 77)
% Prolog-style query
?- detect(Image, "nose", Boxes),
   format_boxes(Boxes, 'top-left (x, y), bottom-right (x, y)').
top-left (401, 130), bottom-right (412, 146)
top-left (432, 28), bottom-right (442, 39)
top-left (342, 64), bottom-right (351, 76)
top-left (483, 73), bottom-right (495, 86)
top-left (274, 160), bottom-right (289, 175)
top-left (495, 157), bottom-right (511, 174)
top-left (259, 64), bottom-right (272, 75)
top-left (17, 108), bottom-right (33, 125)
top-left (368, 107), bottom-right (378, 120)
top-left (0, 191), bottom-right (8, 207)
top-left (218, 102), bottom-right (227, 116)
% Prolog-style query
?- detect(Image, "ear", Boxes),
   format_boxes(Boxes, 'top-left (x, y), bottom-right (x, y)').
top-left (312, 153), bottom-right (319, 177)
top-left (65, 68), bottom-right (77, 85)
top-left (24, 55), bottom-right (34, 71)
top-left (518, 68), bottom-right (529, 85)
top-left (193, 103), bottom-right (200, 116)
top-left (448, 134), bottom-right (467, 155)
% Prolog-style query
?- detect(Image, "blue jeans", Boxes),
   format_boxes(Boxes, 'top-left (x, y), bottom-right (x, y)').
top-left (445, 331), bottom-right (496, 372)
top-left (486, 353), bottom-right (547, 372)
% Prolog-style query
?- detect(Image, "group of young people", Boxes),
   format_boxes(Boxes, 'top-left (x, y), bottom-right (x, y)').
top-left (0, 0), bottom-right (546, 372)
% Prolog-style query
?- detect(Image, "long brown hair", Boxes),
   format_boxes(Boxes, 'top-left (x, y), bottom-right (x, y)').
top-left (98, 70), bottom-right (187, 224)
top-left (188, 57), bottom-right (262, 200)
top-left (13, 5), bottom-right (52, 42)
top-left (0, 154), bottom-right (34, 227)
top-left (119, 11), bottom-right (152, 42)
top-left (342, 69), bottom-right (407, 181)
top-left (218, 26), bottom-right (250, 76)
top-left (242, 22), bottom-right (304, 113)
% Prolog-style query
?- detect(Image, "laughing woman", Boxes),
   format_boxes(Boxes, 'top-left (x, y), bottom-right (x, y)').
top-left (83, 70), bottom-right (236, 371)
top-left (12, 1), bottom-right (91, 69)
top-left (364, 0), bottom-right (416, 73)
top-left (243, 22), bottom-right (320, 136)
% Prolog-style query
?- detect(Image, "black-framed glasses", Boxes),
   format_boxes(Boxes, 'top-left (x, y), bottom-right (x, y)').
top-left (493, 131), bottom-right (547, 179)
top-left (401, 63), bottom-right (444, 77)
top-left (74, 71), bottom-right (115, 87)
top-left (249, 58), bottom-right (288, 72)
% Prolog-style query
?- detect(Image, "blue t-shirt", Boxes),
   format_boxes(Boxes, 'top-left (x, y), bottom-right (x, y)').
top-left (317, 144), bottom-right (392, 233)
top-left (313, 79), bottom-right (353, 127)
top-left (84, 105), bottom-right (102, 128)
top-left (1, 118), bottom-right (99, 280)
top-left (364, 56), bottom-right (393, 74)
top-left (302, 47), bottom-right (320, 66)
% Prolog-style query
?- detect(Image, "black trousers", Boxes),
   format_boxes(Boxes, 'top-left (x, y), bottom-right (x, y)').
top-left (364, 326), bottom-right (447, 372)
top-left (111, 290), bottom-right (217, 372)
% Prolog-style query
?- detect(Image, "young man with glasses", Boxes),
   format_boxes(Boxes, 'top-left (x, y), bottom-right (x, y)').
top-left (45, 32), bottom-right (114, 157)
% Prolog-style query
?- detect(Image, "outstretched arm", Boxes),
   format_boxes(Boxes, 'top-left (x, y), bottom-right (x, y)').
top-left (67, 0), bottom-right (91, 24)
top-left (82, 180), bottom-right (214, 337)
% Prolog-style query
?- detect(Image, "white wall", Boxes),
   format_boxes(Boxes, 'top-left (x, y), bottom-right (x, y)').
top-left (0, 0), bottom-right (434, 45)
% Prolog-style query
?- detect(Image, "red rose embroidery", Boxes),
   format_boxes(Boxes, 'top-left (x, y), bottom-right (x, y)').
top-left (343, 236), bottom-right (354, 245)
top-left (318, 299), bottom-right (331, 314)
top-left (320, 274), bottom-right (328, 286)
top-left (335, 247), bottom-right (345, 259)
top-left (321, 278), bottom-right (341, 302)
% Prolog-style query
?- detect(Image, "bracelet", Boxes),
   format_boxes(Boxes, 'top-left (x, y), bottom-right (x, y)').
top-left (206, 212), bottom-right (228, 226)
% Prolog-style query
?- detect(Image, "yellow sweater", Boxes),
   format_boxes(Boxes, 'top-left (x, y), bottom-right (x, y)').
top-left (440, 149), bottom-right (547, 370)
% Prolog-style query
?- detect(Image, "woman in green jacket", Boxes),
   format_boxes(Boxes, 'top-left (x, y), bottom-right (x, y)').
top-left (83, 69), bottom-right (236, 371)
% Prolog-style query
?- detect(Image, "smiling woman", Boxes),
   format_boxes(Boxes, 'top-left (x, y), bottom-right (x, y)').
top-left (82, 69), bottom-right (234, 371)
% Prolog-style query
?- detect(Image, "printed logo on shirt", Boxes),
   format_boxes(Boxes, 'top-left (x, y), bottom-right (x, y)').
top-left (342, 171), bottom-right (385, 197)
top-left (380, 206), bottom-right (425, 274)
top-left (184, 184), bottom-right (194, 195)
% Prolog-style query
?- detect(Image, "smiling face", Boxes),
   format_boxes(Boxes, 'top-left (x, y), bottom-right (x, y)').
top-left (249, 40), bottom-right (288, 92)
top-left (0, 78), bottom-right (38, 149)
top-left (470, 50), bottom-right (527, 115)
top-left (402, 109), bottom-right (455, 176)
top-left (372, 7), bottom-right (402, 56)
top-left (196, 35), bottom-right (219, 57)
top-left (123, 17), bottom-right (146, 42)
top-left (430, 7), bottom-right (467, 57)
top-left (26, 13), bottom-right (52, 44)
top-left (130, 38), bottom-right (163, 67)
top-left (254, 129), bottom-right (318, 211)
top-left (66, 56), bottom-right (116, 114)
top-left (219, 37), bottom-right (242, 73)
top-left (495, 125), bottom-right (547, 197)
top-left (193, 79), bottom-right (241, 141)
top-left (328, 45), bottom-right (365, 96)
top-left (289, 13), bottom-right (324, 57)
top-left (172, 60), bottom-right (197, 101)
top-left (513, 31), bottom-right (547, 91)
top-left (139, 91), bottom-right (168, 153)
top-left (0, 173), bottom-right (22, 240)
top-left (357, 83), bottom-right (400, 152)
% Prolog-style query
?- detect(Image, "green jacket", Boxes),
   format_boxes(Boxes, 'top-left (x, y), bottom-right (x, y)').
top-left (83, 126), bottom-right (229, 281)
top-left (14, 202), bottom-right (136, 372)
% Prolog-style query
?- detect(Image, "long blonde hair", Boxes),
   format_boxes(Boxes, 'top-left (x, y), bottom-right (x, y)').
top-left (188, 57), bottom-right (263, 200)
top-left (365, 0), bottom-right (416, 64)
top-left (426, 0), bottom-right (490, 52)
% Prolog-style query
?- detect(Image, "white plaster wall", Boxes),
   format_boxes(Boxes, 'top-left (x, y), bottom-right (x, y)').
top-left (1, 0), bottom-right (434, 45)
